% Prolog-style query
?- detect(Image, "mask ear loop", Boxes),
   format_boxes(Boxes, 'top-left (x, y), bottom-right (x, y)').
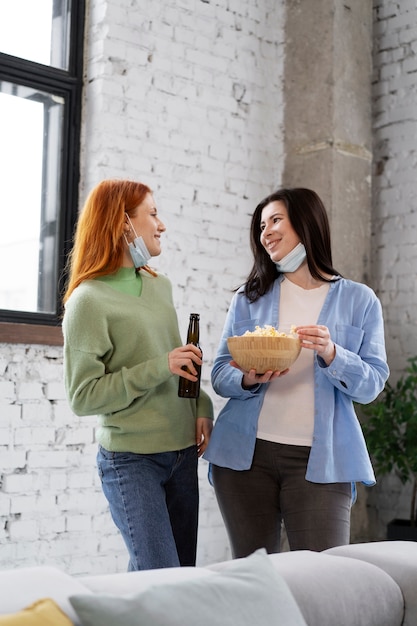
top-left (124, 213), bottom-right (136, 243)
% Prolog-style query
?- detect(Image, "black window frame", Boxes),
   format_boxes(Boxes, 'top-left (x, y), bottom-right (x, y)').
top-left (0, 0), bottom-right (85, 343)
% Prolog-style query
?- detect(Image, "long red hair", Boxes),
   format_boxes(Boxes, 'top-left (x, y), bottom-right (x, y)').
top-left (63, 179), bottom-right (152, 303)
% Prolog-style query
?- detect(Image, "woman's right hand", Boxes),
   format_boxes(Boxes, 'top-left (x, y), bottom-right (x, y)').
top-left (230, 361), bottom-right (289, 389)
top-left (169, 344), bottom-right (202, 380)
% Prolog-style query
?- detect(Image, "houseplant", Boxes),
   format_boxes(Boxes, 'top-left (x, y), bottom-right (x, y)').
top-left (361, 356), bottom-right (417, 539)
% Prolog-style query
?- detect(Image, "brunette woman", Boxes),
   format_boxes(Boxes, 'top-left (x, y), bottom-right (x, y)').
top-left (204, 187), bottom-right (388, 557)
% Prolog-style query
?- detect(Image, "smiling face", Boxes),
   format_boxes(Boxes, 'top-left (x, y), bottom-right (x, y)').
top-left (260, 200), bottom-right (301, 263)
top-left (124, 192), bottom-right (166, 263)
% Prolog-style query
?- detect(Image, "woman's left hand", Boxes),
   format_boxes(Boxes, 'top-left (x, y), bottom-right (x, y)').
top-left (232, 364), bottom-right (289, 389)
top-left (196, 417), bottom-right (213, 457)
top-left (296, 324), bottom-right (336, 366)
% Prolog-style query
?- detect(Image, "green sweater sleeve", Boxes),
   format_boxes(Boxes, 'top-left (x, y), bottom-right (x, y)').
top-left (63, 281), bottom-right (174, 415)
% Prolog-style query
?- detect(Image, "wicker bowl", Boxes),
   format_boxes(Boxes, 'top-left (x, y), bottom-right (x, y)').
top-left (227, 334), bottom-right (301, 374)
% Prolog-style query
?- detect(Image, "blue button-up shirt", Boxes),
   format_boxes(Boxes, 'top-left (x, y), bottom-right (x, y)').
top-left (204, 276), bottom-right (389, 485)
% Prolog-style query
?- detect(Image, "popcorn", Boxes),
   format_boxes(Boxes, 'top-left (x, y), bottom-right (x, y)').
top-left (241, 324), bottom-right (297, 337)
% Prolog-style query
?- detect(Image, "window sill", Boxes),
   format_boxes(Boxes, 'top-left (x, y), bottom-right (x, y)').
top-left (0, 322), bottom-right (63, 346)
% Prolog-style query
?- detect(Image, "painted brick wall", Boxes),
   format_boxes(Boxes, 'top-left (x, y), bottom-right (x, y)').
top-left (2, 0), bottom-right (413, 574)
top-left (0, 0), bottom-right (285, 575)
top-left (367, 0), bottom-right (417, 536)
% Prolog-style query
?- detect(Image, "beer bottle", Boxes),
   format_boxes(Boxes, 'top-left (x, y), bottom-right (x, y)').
top-left (178, 313), bottom-right (201, 398)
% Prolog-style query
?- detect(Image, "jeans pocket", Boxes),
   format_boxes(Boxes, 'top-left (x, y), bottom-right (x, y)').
top-left (96, 445), bottom-right (114, 480)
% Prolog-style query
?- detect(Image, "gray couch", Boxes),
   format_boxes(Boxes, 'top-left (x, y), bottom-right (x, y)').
top-left (0, 541), bottom-right (416, 625)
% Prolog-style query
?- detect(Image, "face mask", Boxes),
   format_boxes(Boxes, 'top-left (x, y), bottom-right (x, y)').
top-left (124, 215), bottom-right (152, 268)
top-left (127, 238), bottom-right (151, 268)
top-left (274, 242), bottom-right (307, 273)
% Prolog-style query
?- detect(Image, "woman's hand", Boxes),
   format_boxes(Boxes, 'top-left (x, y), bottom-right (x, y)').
top-left (296, 324), bottom-right (336, 366)
top-left (168, 344), bottom-right (202, 380)
top-left (196, 417), bottom-right (213, 457)
top-left (230, 361), bottom-right (289, 389)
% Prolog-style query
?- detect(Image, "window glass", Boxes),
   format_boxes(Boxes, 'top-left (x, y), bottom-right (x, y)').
top-left (0, 82), bottom-right (64, 314)
top-left (0, 0), bottom-right (71, 70)
top-left (0, 0), bottom-right (83, 330)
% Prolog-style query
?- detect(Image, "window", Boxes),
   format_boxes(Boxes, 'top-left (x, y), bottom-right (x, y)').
top-left (0, 0), bottom-right (85, 344)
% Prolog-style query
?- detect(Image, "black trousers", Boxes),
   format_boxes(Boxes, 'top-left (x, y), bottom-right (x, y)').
top-left (212, 439), bottom-right (351, 558)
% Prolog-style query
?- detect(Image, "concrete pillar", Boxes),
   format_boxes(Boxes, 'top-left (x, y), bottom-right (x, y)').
top-left (283, 0), bottom-right (373, 284)
top-left (282, 0), bottom-right (373, 542)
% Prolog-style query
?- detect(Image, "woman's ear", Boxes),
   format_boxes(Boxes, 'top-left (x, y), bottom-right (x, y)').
top-left (124, 212), bottom-right (131, 233)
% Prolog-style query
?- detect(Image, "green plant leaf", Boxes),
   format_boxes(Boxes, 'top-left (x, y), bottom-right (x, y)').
top-left (360, 356), bottom-right (417, 523)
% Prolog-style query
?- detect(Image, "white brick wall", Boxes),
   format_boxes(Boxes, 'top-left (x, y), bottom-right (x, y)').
top-left (3, 0), bottom-right (413, 574)
top-left (368, 0), bottom-right (417, 536)
top-left (0, 346), bottom-right (231, 574)
top-left (0, 0), bottom-right (285, 574)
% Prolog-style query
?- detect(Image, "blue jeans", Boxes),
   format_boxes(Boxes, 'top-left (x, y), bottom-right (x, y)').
top-left (97, 444), bottom-right (199, 571)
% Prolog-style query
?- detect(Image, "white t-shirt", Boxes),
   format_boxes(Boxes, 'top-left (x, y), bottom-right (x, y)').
top-left (257, 277), bottom-right (330, 446)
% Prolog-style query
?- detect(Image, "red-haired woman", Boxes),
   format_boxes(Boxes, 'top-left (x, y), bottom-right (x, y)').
top-left (63, 179), bottom-right (213, 571)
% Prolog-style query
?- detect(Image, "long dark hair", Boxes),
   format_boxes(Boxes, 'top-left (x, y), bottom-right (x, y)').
top-left (244, 188), bottom-right (341, 302)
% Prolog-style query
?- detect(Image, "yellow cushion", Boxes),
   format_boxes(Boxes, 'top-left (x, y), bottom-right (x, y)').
top-left (0, 599), bottom-right (74, 625)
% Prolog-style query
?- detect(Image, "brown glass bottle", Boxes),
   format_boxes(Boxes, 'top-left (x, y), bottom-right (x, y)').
top-left (178, 313), bottom-right (201, 399)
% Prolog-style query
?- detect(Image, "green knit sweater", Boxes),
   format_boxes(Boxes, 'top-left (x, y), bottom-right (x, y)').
top-left (63, 267), bottom-right (213, 454)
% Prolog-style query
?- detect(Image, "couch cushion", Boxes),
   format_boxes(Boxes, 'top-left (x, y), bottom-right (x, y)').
top-left (0, 567), bottom-right (92, 626)
top-left (70, 549), bottom-right (307, 626)
top-left (79, 565), bottom-right (212, 595)
top-left (0, 598), bottom-right (74, 626)
top-left (261, 550), bottom-right (403, 626)
top-left (325, 541), bottom-right (417, 626)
